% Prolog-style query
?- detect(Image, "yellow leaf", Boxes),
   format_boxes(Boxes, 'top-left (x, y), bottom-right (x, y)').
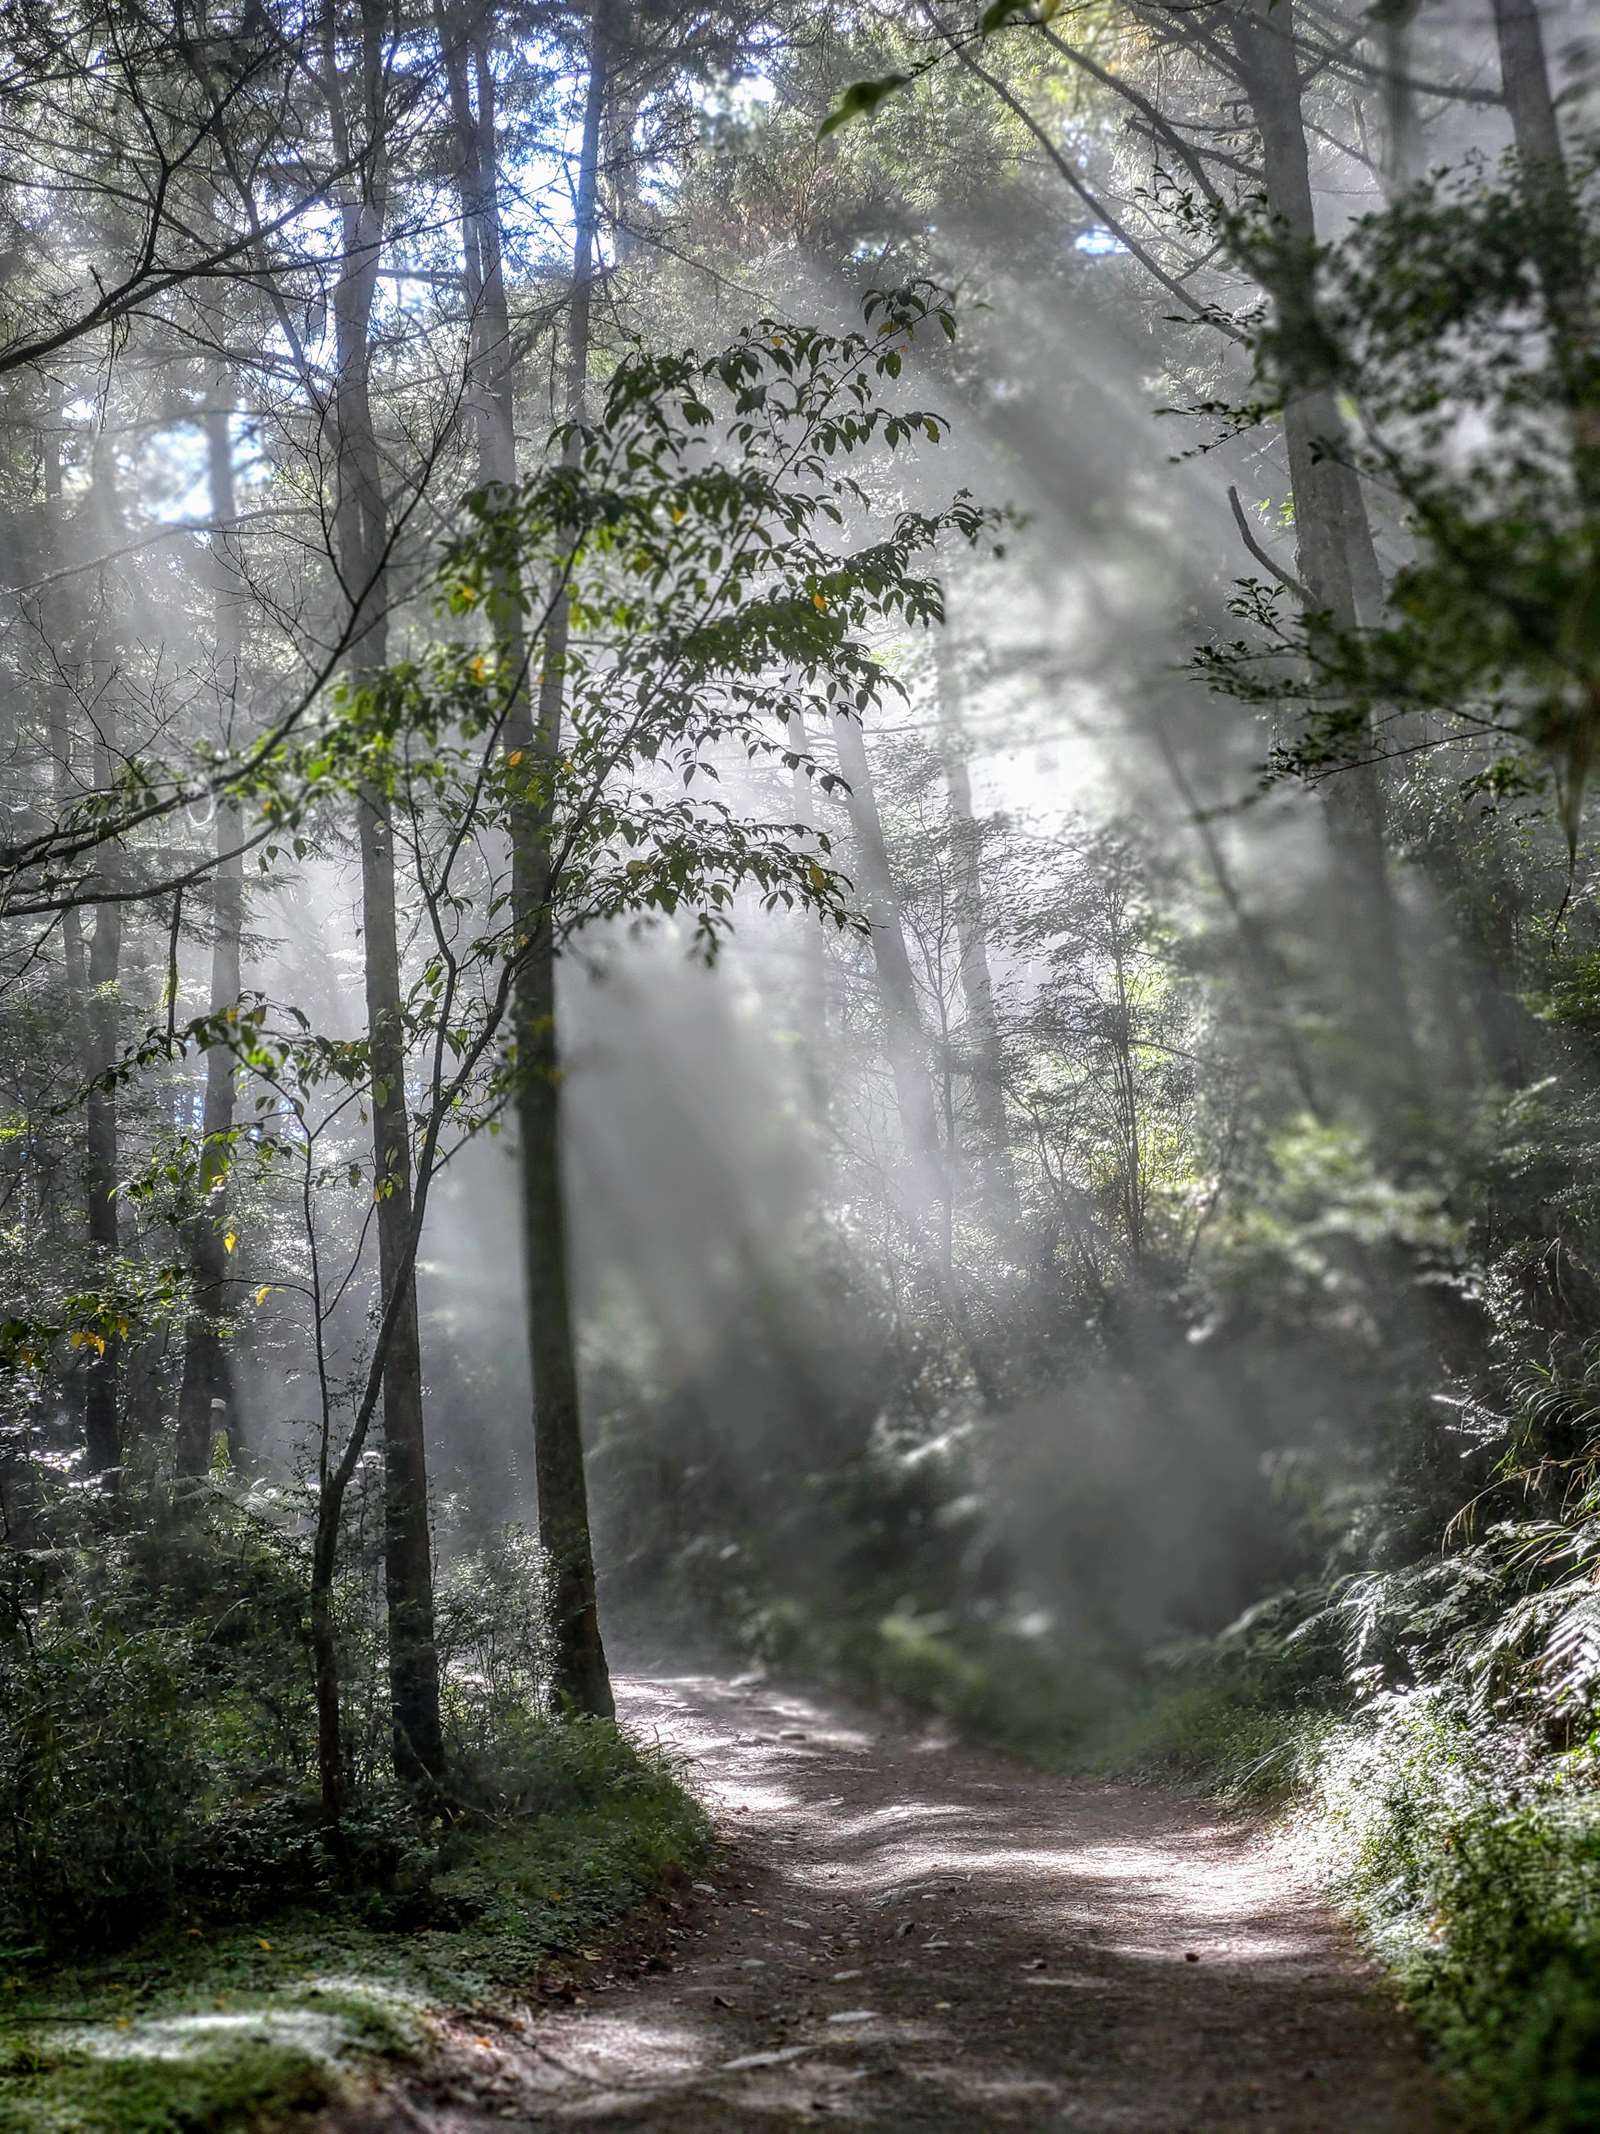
top-left (224, 1232), bottom-right (237, 1254)
top-left (254, 1285), bottom-right (273, 1307)
top-left (812, 592), bottom-right (827, 611)
top-left (508, 749), bottom-right (524, 766)
top-left (469, 653), bottom-right (492, 684)
top-left (257, 1939), bottom-right (271, 1951)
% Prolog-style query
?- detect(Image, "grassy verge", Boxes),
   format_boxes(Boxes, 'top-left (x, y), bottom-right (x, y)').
top-left (1071, 1653), bottom-right (1600, 2133)
top-left (0, 1719), bottom-right (712, 2134)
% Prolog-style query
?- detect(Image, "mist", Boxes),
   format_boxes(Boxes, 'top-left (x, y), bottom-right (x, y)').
top-left (3, 1), bottom-right (1599, 2126)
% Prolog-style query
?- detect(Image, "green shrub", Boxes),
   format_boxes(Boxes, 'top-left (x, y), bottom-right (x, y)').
top-left (0, 1597), bottom-right (215, 1947)
top-left (1293, 1696), bottom-right (1600, 2131)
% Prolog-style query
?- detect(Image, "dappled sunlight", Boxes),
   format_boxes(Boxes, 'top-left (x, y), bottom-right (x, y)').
top-left (459, 1673), bottom-right (1445, 2128)
top-left (65, 2008), bottom-right (347, 2063)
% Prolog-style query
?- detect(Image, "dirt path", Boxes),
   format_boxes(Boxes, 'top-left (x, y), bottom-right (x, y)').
top-left (354, 1669), bottom-right (1453, 2131)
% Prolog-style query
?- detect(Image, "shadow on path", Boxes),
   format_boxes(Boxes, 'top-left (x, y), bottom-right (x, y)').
top-left (342, 1669), bottom-right (1452, 2132)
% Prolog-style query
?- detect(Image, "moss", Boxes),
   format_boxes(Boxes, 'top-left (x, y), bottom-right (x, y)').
top-left (0, 2036), bottom-right (340, 2134)
top-left (0, 1721), bottom-right (711, 2134)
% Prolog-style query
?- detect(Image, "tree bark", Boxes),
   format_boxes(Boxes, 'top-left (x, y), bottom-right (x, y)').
top-left (1231, 0), bottom-right (1420, 1097)
top-left (329, 0), bottom-right (445, 1787)
top-left (516, 0), bottom-right (615, 1718)
top-left (80, 440), bottom-right (126, 1482)
top-left (786, 707), bottom-right (830, 1120)
top-left (932, 623), bottom-right (1017, 1228)
top-left (831, 708), bottom-right (944, 1176)
top-left (445, 0), bottom-right (614, 1715)
top-left (1490, 0), bottom-right (1599, 505)
top-left (175, 373), bottom-right (245, 1479)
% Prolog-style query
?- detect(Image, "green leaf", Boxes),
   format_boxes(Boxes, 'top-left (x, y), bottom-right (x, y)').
top-left (817, 71), bottom-right (911, 141)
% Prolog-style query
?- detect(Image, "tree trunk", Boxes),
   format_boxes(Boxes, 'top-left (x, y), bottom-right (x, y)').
top-left (175, 375), bottom-right (245, 1479)
top-left (330, 0), bottom-right (445, 1787)
top-left (31, 413), bottom-right (95, 1473)
top-left (786, 707), bottom-right (830, 1120)
top-left (518, 2), bottom-right (614, 1719)
top-left (446, 0), bottom-right (614, 1716)
top-left (831, 707), bottom-right (944, 1177)
top-left (81, 442), bottom-right (126, 1482)
top-left (1490, 0), bottom-right (1599, 506)
top-left (1232, 0), bottom-right (1419, 1100)
top-left (932, 623), bottom-right (1017, 1227)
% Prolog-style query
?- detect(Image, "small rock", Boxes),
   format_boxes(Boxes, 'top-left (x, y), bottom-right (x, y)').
top-left (1185, 1951), bottom-right (1201, 1963)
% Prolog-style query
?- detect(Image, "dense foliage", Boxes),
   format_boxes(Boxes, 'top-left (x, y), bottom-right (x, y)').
top-left (3, 0), bottom-right (1600, 2125)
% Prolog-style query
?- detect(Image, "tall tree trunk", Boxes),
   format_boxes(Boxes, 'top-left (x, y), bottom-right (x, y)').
top-left (831, 708), bottom-right (944, 1182)
top-left (329, 0), bottom-right (444, 1787)
top-left (516, 0), bottom-right (614, 1718)
top-left (175, 372), bottom-right (245, 1478)
top-left (31, 412), bottom-right (92, 1467)
top-left (81, 441), bottom-right (126, 1482)
top-left (445, 0), bottom-right (614, 1715)
top-left (1490, 0), bottom-right (1598, 506)
top-left (786, 707), bottom-right (830, 1121)
top-left (932, 624), bottom-right (1016, 1227)
top-left (1232, 0), bottom-right (1420, 1100)
top-left (832, 708), bottom-right (999, 1395)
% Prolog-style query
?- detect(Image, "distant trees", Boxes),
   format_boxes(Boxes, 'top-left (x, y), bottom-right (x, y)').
top-left (4, 0), bottom-right (1599, 1909)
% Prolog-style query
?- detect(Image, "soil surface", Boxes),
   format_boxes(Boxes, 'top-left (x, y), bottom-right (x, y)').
top-left (342, 1668), bottom-right (1454, 2132)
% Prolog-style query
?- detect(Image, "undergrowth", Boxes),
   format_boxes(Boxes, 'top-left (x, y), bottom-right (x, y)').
top-left (0, 1715), bottom-right (711, 2134)
top-left (1081, 1595), bottom-right (1600, 2134)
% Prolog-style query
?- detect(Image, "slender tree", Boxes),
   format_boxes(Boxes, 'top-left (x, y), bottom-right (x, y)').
top-left (325, 0), bottom-right (445, 1784)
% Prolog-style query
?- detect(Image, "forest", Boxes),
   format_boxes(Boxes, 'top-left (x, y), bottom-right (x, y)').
top-left (0, 0), bottom-right (1597, 2127)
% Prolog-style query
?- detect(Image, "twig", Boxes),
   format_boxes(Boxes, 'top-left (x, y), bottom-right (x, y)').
top-left (1227, 485), bottom-right (1310, 600)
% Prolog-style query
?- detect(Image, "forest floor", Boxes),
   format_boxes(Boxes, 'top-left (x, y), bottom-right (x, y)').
top-left (330, 1667), bottom-right (1456, 2133)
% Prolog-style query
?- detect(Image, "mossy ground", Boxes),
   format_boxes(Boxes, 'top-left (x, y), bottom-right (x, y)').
top-left (0, 1724), bottom-right (712, 2134)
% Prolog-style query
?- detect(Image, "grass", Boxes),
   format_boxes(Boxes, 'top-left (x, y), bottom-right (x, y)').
top-left (0, 1719), bottom-right (712, 2134)
top-left (1062, 1645), bottom-right (1600, 2132)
